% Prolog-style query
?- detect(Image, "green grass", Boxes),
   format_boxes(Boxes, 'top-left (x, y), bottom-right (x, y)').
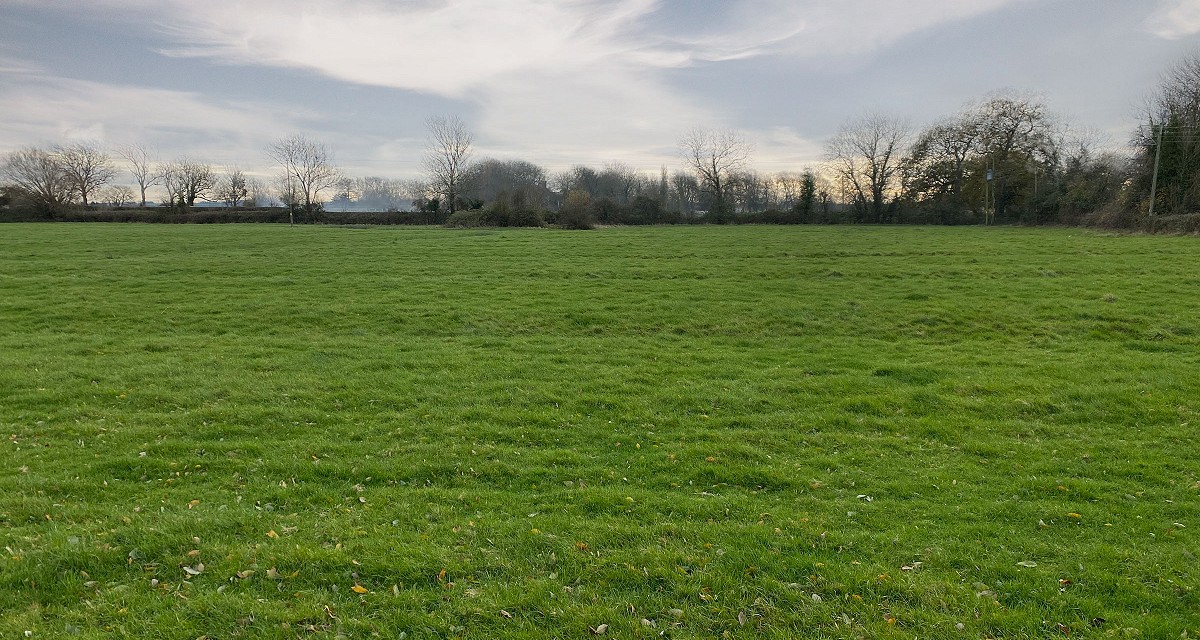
top-left (1, 223), bottom-right (1197, 639)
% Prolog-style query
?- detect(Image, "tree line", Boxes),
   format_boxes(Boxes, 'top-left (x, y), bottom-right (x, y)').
top-left (3, 53), bottom-right (1199, 229)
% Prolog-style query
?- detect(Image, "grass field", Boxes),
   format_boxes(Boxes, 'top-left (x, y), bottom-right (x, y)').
top-left (1, 223), bottom-right (1198, 639)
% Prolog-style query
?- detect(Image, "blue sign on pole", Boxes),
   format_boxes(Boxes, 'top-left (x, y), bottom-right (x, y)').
top-left (986, 169), bottom-right (994, 182)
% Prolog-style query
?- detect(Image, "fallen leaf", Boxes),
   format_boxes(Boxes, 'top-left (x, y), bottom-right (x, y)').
top-left (266, 530), bottom-right (279, 539)
top-left (183, 563), bottom-right (204, 576)
top-left (499, 610), bottom-right (513, 619)
top-left (266, 567), bottom-right (279, 579)
top-left (236, 570), bottom-right (254, 580)
top-left (351, 584), bottom-right (368, 594)
top-left (737, 611), bottom-right (747, 626)
top-left (1066, 512), bottom-right (1082, 519)
top-left (589, 624), bottom-right (608, 635)
top-left (1016, 561), bottom-right (1038, 568)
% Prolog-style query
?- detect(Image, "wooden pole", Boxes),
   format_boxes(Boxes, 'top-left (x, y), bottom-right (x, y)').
top-left (1148, 123), bottom-right (1163, 217)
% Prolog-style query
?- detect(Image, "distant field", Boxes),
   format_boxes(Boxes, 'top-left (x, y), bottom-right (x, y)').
top-left (1, 224), bottom-right (1197, 638)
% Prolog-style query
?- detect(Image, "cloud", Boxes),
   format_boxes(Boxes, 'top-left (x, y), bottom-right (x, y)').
top-left (1, 0), bottom-right (1035, 173)
top-left (1145, 0), bottom-right (1200, 38)
top-left (141, 0), bottom-right (1027, 90)
top-left (150, 0), bottom-right (682, 96)
top-left (123, 1), bottom-right (1023, 164)
top-left (0, 63), bottom-right (303, 168)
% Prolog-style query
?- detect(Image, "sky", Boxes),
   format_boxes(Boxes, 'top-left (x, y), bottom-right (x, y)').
top-left (2, 0), bottom-right (1199, 185)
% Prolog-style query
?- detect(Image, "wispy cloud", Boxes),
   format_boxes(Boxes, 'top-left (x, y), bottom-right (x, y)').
top-left (1145, 0), bottom-right (1200, 39)
top-left (0, 63), bottom-right (304, 166)
top-left (1, 0), bottom-right (1036, 173)
top-left (123, 0), bottom-right (1024, 165)
top-left (151, 0), bottom-right (681, 96)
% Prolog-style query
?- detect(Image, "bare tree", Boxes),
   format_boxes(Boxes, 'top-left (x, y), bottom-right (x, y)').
top-left (244, 176), bottom-right (268, 208)
top-left (679, 128), bottom-right (752, 223)
top-left (0, 146), bottom-right (74, 212)
top-left (117, 143), bottom-right (160, 207)
top-left (600, 162), bottom-right (645, 203)
top-left (773, 171), bottom-right (805, 209)
top-left (422, 115), bottom-right (474, 214)
top-left (826, 114), bottom-right (911, 222)
top-left (55, 141), bottom-right (116, 207)
top-left (215, 168), bottom-right (249, 208)
top-left (268, 134), bottom-right (340, 223)
top-left (273, 173), bottom-right (302, 212)
top-left (161, 159), bottom-right (215, 209)
top-left (101, 184), bottom-right (135, 207)
top-left (670, 171), bottom-right (701, 217)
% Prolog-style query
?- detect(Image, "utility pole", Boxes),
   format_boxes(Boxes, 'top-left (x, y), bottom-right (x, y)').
top-left (1148, 123), bottom-right (1164, 217)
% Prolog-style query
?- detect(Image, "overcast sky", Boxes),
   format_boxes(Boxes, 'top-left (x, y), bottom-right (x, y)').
top-left (2, 0), bottom-right (1199, 182)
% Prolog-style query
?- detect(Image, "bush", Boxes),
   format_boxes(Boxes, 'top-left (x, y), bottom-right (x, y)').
top-left (557, 190), bottom-right (594, 229)
top-left (588, 197), bottom-right (621, 224)
top-left (443, 210), bottom-right (490, 228)
top-left (507, 208), bottom-right (544, 228)
top-left (443, 197), bottom-right (544, 228)
top-left (1083, 203), bottom-right (1141, 229)
top-left (1140, 213), bottom-right (1200, 233)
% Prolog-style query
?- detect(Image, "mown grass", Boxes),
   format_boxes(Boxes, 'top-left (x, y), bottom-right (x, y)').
top-left (0, 223), bottom-right (1197, 639)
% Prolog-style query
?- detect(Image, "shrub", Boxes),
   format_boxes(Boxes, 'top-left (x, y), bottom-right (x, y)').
top-left (1084, 203), bottom-right (1141, 229)
top-left (443, 210), bottom-right (490, 228)
top-left (558, 191), bottom-right (594, 229)
top-left (507, 208), bottom-right (544, 228)
top-left (1141, 212), bottom-right (1200, 233)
